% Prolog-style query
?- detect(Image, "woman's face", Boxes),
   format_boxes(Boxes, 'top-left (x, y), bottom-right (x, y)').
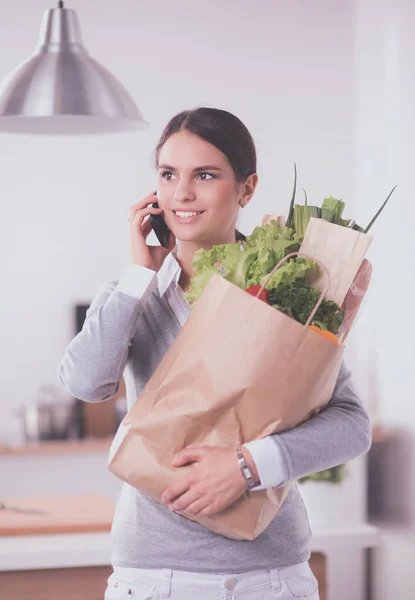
top-left (156, 130), bottom-right (255, 246)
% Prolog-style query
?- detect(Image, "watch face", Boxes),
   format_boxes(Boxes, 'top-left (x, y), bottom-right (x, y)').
top-left (243, 467), bottom-right (254, 483)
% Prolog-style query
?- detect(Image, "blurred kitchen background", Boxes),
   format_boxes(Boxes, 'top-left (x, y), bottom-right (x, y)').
top-left (0, 1), bottom-right (413, 599)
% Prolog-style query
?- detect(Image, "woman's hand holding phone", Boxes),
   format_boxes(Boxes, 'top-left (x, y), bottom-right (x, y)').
top-left (129, 191), bottom-right (176, 272)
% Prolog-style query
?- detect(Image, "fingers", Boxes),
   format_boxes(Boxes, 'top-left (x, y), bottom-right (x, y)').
top-left (172, 446), bottom-right (205, 466)
top-left (129, 205), bottom-right (162, 230)
top-left (128, 191), bottom-right (159, 223)
top-left (161, 476), bottom-right (192, 505)
top-left (140, 215), bottom-right (153, 237)
top-left (131, 190), bottom-right (157, 213)
top-left (170, 492), bottom-right (209, 515)
top-left (168, 488), bottom-right (197, 511)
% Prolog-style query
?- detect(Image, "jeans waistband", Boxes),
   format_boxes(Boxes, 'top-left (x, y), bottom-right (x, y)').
top-left (113, 561), bottom-right (311, 595)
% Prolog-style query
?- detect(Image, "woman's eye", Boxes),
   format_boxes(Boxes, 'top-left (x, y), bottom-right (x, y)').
top-left (159, 171), bottom-right (215, 181)
top-left (160, 170), bottom-right (175, 180)
top-left (197, 172), bottom-right (215, 180)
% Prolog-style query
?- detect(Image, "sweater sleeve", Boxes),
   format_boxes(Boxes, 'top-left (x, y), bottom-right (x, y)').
top-left (57, 265), bottom-right (158, 403)
top-left (243, 360), bottom-right (372, 488)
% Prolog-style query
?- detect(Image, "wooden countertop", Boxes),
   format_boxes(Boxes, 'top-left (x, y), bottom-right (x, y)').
top-left (0, 495), bottom-right (115, 537)
top-left (0, 425), bottom-right (394, 457)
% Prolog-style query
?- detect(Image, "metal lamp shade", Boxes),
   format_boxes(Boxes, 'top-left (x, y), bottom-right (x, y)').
top-left (0, 4), bottom-right (149, 135)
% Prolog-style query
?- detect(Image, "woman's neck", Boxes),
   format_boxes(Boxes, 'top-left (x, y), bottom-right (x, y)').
top-left (175, 241), bottom-right (202, 292)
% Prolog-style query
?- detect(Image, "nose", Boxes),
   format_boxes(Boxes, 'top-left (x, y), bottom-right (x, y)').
top-left (173, 180), bottom-right (196, 203)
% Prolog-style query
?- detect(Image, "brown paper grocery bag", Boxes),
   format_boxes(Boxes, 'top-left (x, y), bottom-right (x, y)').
top-left (299, 218), bottom-right (373, 306)
top-left (108, 270), bottom-right (344, 540)
top-left (338, 258), bottom-right (372, 341)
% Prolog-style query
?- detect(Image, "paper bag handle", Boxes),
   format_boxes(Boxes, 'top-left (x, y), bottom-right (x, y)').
top-left (256, 251), bottom-right (331, 327)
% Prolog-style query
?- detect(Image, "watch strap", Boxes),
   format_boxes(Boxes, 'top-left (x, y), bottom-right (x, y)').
top-left (236, 446), bottom-right (256, 490)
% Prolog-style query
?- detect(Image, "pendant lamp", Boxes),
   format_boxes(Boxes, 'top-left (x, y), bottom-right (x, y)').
top-left (0, 1), bottom-right (149, 134)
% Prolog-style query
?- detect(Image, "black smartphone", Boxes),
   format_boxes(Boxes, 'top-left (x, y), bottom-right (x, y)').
top-left (149, 201), bottom-right (171, 248)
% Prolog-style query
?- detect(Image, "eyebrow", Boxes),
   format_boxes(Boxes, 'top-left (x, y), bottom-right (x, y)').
top-left (158, 164), bottom-right (223, 172)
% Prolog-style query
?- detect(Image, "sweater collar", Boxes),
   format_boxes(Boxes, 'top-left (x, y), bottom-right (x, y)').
top-left (157, 245), bottom-right (182, 297)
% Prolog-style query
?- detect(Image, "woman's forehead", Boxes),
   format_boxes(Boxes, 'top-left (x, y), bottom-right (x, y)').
top-left (159, 131), bottom-right (229, 170)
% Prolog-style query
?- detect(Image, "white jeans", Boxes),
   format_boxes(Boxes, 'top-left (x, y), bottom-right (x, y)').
top-left (104, 561), bottom-right (320, 600)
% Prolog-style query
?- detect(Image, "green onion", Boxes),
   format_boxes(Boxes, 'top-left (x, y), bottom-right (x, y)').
top-left (286, 163), bottom-right (297, 229)
top-left (285, 165), bottom-right (396, 236)
top-left (364, 185), bottom-right (397, 233)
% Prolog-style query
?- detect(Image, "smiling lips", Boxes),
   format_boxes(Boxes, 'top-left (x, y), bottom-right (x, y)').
top-left (172, 210), bottom-right (205, 223)
top-left (173, 210), bottom-right (204, 218)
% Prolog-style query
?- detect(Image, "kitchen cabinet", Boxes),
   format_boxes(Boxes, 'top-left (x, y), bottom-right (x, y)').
top-left (0, 555), bottom-right (325, 600)
top-left (0, 494), bottom-right (328, 599)
top-left (0, 452), bottom-right (380, 599)
top-left (1, 524), bottom-right (380, 600)
top-left (0, 566), bottom-right (112, 600)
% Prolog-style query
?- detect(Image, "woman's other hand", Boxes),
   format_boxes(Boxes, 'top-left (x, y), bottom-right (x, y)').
top-left (129, 191), bottom-right (176, 272)
top-left (160, 446), bottom-right (259, 518)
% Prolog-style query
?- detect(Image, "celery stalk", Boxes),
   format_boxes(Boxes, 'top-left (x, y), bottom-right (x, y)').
top-left (286, 163), bottom-right (297, 229)
top-left (320, 208), bottom-right (334, 222)
top-left (293, 205), bottom-right (320, 236)
top-left (321, 196), bottom-right (345, 224)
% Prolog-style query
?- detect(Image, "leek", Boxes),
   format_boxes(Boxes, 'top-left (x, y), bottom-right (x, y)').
top-left (286, 163), bottom-right (297, 229)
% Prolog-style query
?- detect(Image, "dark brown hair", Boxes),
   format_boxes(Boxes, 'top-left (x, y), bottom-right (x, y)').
top-left (154, 107), bottom-right (257, 242)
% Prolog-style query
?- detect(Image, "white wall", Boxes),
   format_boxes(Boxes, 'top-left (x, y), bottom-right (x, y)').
top-left (0, 0), bottom-right (358, 439)
top-left (354, 0), bottom-right (415, 515)
top-left (354, 1), bottom-right (415, 596)
top-left (1, 450), bottom-right (121, 500)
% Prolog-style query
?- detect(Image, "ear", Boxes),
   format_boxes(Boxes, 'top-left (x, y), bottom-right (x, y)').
top-left (238, 173), bottom-right (258, 208)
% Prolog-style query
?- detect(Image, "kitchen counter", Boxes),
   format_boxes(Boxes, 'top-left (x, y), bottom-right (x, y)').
top-left (1, 531), bottom-right (112, 571)
top-left (0, 423), bottom-right (394, 457)
top-left (0, 495), bottom-right (114, 537)
top-left (0, 524), bottom-right (380, 600)
top-left (0, 523), bottom-right (379, 571)
top-left (0, 491), bottom-right (380, 600)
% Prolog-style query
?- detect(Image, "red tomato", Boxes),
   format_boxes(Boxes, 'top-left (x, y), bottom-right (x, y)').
top-left (245, 285), bottom-right (269, 303)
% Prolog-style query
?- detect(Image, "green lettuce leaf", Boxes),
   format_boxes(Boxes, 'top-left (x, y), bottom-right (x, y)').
top-left (185, 270), bottom-right (218, 307)
top-left (260, 257), bottom-right (316, 290)
top-left (191, 242), bottom-right (241, 274)
top-left (245, 220), bottom-right (303, 255)
top-left (184, 219), bottom-right (310, 306)
top-left (185, 242), bottom-right (243, 305)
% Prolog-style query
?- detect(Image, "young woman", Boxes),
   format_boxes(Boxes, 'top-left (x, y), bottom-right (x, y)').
top-left (58, 107), bottom-right (372, 600)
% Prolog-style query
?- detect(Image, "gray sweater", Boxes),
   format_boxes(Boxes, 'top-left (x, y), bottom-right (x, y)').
top-left (58, 270), bottom-right (372, 573)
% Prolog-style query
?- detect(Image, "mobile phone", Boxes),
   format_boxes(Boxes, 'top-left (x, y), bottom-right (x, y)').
top-left (149, 201), bottom-right (171, 248)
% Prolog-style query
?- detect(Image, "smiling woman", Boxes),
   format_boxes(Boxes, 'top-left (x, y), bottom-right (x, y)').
top-left (149, 108), bottom-right (258, 290)
top-left (55, 106), bottom-right (370, 600)
top-left (154, 107), bottom-right (258, 245)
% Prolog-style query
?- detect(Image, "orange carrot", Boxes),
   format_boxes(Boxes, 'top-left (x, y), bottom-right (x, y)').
top-left (308, 325), bottom-right (341, 345)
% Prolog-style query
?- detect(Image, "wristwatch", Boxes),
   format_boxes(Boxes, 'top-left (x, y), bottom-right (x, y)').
top-left (236, 446), bottom-right (257, 490)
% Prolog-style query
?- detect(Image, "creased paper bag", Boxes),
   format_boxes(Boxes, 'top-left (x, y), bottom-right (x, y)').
top-left (299, 218), bottom-right (373, 305)
top-left (338, 258), bottom-right (372, 341)
top-left (108, 273), bottom-right (344, 540)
